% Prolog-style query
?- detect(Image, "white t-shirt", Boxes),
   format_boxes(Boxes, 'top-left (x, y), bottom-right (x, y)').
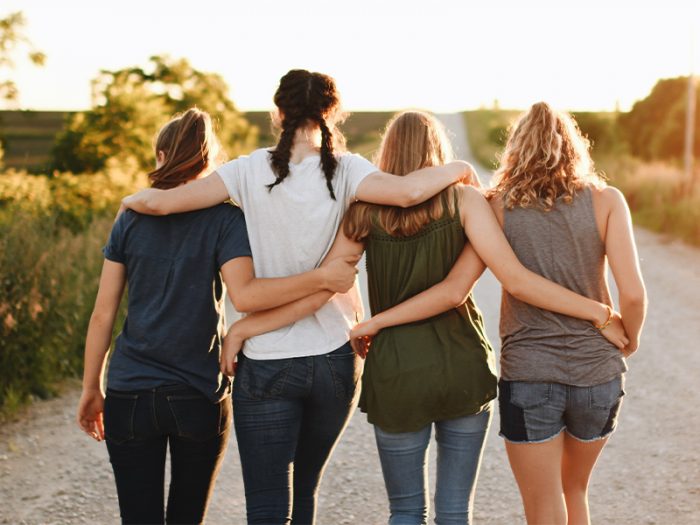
top-left (216, 148), bottom-right (377, 359)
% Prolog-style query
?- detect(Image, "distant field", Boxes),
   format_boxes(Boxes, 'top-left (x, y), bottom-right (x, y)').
top-left (0, 110), bottom-right (72, 172)
top-left (0, 110), bottom-right (394, 172)
top-left (246, 110), bottom-right (393, 159)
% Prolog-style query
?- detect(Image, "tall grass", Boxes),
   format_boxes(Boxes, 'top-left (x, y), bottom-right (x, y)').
top-left (0, 167), bottom-right (142, 417)
top-left (600, 156), bottom-right (700, 246)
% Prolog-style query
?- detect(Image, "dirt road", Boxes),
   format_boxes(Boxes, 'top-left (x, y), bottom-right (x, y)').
top-left (1, 115), bottom-right (699, 524)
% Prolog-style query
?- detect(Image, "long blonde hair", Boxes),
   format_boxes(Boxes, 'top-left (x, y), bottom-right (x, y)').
top-left (344, 110), bottom-right (456, 240)
top-left (491, 102), bottom-right (604, 210)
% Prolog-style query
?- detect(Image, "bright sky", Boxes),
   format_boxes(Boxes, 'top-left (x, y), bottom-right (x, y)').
top-left (3, 0), bottom-right (699, 112)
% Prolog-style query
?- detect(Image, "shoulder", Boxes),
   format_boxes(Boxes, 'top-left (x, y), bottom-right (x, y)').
top-left (112, 208), bottom-right (140, 231)
top-left (205, 202), bottom-right (245, 220)
top-left (456, 183), bottom-right (486, 204)
top-left (337, 152), bottom-right (376, 171)
top-left (216, 149), bottom-right (269, 173)
top-left (591, 183), bottom-right (627, 210)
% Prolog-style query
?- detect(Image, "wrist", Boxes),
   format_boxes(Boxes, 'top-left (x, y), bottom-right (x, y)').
top-left (592, 303), bottom-right (613, 329)
top-left (316, 267), bottom-right (330, 291)
top-left (82, 384), bottom-right (103, 394)
top-left (370, 314), bottom-right (385, 331)
top-left (228, 322), bottom-right (248, 342)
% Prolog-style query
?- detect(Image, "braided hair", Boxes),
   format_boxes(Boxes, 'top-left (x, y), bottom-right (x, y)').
top-left (268, 69), bottom-right (346, 199)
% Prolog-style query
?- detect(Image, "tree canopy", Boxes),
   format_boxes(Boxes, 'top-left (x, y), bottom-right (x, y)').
top-left (619, 77), bottom-right (699, 161)
top-left (52, 55), bottom-right (257, 173)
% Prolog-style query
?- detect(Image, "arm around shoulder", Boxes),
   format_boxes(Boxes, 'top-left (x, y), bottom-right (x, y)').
top-left (122, 171), bottom-right (230, 215)
top-left (355, 161), bottom-right (475, 208)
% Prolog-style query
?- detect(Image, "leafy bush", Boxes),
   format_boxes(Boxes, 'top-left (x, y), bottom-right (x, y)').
top-left (0, 167), bottom-right (142, 416)
top-left (619, 77), bottom-right (700, 161)
top-left (601, 156), bottom-right (700, 246)
top-left (52, 55), bottom-right (258, 173)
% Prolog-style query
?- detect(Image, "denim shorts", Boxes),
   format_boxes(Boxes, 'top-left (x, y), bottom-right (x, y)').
top-left (498, 376), bottom-right (625, 443)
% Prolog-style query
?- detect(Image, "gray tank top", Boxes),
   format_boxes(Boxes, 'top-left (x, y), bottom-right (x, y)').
top-left (499, 186), bottom-right (627, 386)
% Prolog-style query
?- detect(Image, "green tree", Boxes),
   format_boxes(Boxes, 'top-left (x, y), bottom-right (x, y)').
top-left (619, 77), bottom-right (700, 161)
top-left (53, 55), bottom-right (257, 172)
top-left (0, 11), bottom-right (46, 103)
top-left (0, 11), bottom-right (46, 168)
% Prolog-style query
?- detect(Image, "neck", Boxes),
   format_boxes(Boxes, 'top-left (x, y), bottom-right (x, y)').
top-left (289, 126), bottom-right (321, 164)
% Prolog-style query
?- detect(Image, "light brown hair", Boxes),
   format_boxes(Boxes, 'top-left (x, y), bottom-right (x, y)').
top-left (148, 108), bottom-right (221, 190)
top-left (490, 102), bottom-right (604, 210)
top-left (343, 110), bottom-right (456, 241)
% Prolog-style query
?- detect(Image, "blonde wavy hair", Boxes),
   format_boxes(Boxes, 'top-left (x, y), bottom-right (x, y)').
top-left (491, 102), bottom-right (604, 210)
top-left (343, 110), bottom-right (456, 240)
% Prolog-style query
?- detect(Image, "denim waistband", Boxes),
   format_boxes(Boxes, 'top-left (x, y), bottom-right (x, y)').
top-left (106, 383), bottom-right (202, 396)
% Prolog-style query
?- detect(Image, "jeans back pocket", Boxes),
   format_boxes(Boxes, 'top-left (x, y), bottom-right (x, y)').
top-left (590, 376), bottom-right (625, 410)
top-left (509, 382), bottom-right (553, 410)
top-left (104, 391), bottom-right (139, 445)
top-left (167, 394), bottom-right (229, 441)
top-left (326, 343), bottom-right (363, 404)
top-left (235, 355), bottom-right (295, 400)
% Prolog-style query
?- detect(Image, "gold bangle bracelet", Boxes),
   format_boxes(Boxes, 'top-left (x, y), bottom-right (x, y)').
top-left (595, 305), bottom-right (614, 331)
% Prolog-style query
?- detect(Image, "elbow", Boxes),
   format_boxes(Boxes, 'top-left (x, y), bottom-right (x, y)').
top-left (145, 194), bottom-right (169, 216)
top-left (620, 288), bottom-right (647, 311)
top-left (447, 289), bottom-right (469, 309)
top-left (89, 308), bottom-right (113, 327)
top-left (397, 187), bottom-right (422, 208)
top-left (230, 296), bottom-right (256, 314)
top-left (503, 278), bottom-right (527, 301)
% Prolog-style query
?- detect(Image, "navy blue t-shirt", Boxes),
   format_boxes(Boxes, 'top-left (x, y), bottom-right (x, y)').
top-left (103, 203), bottom-right (251, 402)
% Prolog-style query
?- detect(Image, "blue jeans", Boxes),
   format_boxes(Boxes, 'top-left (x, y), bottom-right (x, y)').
top-left (104, 384), bottom-right (231, 525)
top-left (232, 342), bottom-right (362, 525)
top-left (373, 406), bottom-right (492, 525)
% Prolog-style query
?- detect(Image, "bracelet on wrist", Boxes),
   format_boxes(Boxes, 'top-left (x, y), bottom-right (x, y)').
top-left (594, 305), bottom-right (614, 331)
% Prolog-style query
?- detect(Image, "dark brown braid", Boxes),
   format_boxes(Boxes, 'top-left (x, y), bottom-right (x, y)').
top-left (268, 69), bottom-right (345, 199)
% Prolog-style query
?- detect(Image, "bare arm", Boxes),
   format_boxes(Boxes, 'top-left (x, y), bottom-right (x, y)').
top-left (355, 161), bottom-right (475, 208)
top-left (221, 255), bottom-right (359, 313)
top-left (349, 244), bottom-right (486, 355)
top-left (459, 186), bottom-right (629, 348)
top-left (122, 171), bottom-right (230, 215)
top-left (603, 187), bottom-right (647, 355)
top-left (220, 227), bottom-right (365, 374)
top-left (76, 260), bottom-right (126, 441)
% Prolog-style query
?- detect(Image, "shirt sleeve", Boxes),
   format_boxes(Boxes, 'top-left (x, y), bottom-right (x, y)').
top-left (341, 153), bottom-right (379, 203)
top-left (102, 213), bottom-right (127, 264)
top-left (216, 205), bottom-right (253, 268)
top-left (215, 156), bottom-right (247, 206)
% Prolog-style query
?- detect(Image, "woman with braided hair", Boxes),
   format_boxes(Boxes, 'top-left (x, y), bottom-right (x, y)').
top-left (122, 69), bottom-right (475, 524)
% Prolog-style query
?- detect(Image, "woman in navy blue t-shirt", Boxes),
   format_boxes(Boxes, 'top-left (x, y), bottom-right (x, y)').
top-left (76, 108), bottom-right (357, 524)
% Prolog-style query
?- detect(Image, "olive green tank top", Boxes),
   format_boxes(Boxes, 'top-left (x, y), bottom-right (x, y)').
top-left (359, 193), bottom-right (497, 433)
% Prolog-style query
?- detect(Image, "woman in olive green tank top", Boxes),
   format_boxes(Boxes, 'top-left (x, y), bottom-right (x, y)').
top-left (333, 111), bottom-right (629, 525)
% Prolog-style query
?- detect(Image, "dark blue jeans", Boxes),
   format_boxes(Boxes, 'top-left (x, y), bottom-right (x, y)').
top-left (104, 384), bottom-right (231, 525)
top-left (233, 342), bottom-right (362, 525)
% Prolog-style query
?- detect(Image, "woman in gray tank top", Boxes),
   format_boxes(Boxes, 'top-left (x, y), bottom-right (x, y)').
top-left (489, 103), bottom-right (647, 525)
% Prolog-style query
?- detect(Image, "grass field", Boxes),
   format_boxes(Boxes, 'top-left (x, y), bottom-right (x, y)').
top-left (0, 110), bottom-right (72, 172)
top-left (245, 110), bottom-right (392, 159)
top-left (0, 110), bottom-right (395, 172)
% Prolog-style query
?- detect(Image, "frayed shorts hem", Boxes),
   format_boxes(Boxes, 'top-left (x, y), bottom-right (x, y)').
top-left (565, 427), bottom-right (616, 443)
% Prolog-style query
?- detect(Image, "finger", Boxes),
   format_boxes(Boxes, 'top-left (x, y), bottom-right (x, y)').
top-left (96, 413), bottom-right (105, 441)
